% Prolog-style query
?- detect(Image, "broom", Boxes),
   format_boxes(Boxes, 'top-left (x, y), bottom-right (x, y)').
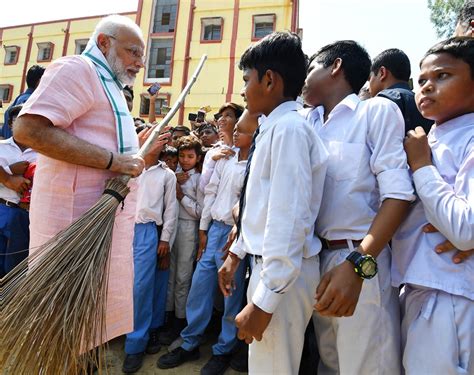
top-left (0, 54), bottom-right (208, 375)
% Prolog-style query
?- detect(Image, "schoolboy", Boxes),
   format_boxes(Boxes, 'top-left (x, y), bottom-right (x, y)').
top-left (198, 122), bottom-right (219, 148)
top-left (0, 104), bottom-right (36, 277)
top-left (369, 48), bottom-right (433, 133)
top-left (122, 135), bottom-right (177, 373)
top-left (158, 110), bottom-right (258, 374)
top-left (302, 40), bottom-right (414, 374)
top-left (218, 31), bottom-right (328, 374)
top-left (392, 37), bottom-right (474, 374)
top-left (199, 103), bottom-right (244, 192)
top-left (160, 146), bottom-right (178, 172)
top-left (164, 135), bottom-right (204, 343)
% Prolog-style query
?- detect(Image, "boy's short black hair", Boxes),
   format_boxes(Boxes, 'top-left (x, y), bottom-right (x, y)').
top-left (198, 122), bottom-right (218, 134)
top-left (239, 31), bottom-right (307, 99)
top-left (123, 85), bottom-right (134, 100)
top-left (310, 40), bottom-right (371, 94)
top-left (8, 104), bottom-right (23, 125)
top-left (160, 146), bottom-right (178, 158)
top-left (176, 135), bottom-right (202, 155)
top-left (26, 65), bottom-right (45, 89)
top-left (457, 1), bottom-right (474, 31)
top-left (371, 48), bottom-right (411, 82)
top-left (172, 125), bottom-right (191, 135)
top-left (421, 37), bottom-right (474, 79)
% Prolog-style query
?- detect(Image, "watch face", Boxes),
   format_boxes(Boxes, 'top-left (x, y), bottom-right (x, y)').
top-left (361, 259), bottom-right (377, 276)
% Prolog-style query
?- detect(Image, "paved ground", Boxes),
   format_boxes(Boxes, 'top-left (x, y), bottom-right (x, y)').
top-left (103, 335), bottom-right (245, 375)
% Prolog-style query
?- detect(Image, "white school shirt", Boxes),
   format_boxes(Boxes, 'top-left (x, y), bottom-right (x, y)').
top-left (199, 151), bottom-right (247, 231)
top-left (392, 113), bottom-right (474, 300)
top-left (199, 142), bottom-right (238, 192)
top-left (135, 161), bottom-right (177, 242)
top-left (303, 94), bottom-right (415, 240)
top-left (230, 100), bottom-right (329, 314)
top-left (178, 167), bottom-right (204, 221)
top-left (0, 137), bottom-right (37, 203)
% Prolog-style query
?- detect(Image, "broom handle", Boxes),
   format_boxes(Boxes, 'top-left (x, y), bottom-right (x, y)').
top-left (137, 54), bottom-right (208, 159)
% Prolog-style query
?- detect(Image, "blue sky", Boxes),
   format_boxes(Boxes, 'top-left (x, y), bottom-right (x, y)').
top-left (1, 0), bottom-right (439, 84)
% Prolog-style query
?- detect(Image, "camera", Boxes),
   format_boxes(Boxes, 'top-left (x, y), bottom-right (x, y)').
top-left (147, 82), bottom-right (161, 95)
top-left (188, 109), bottom-right (206, 123)
top-left (188, 113), bottom-right (198, 122)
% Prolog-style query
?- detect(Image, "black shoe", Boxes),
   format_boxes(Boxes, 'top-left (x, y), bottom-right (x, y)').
top-left (230, 344), bottom-right (248, 372)
top-left (158, 329), bottom-right (179, 346)
top-left (122, 353), bottom-right (144, 373)
top-left (157, 346), bottom-right (200, 369)
top-left (146, 329), bottom-right (161, 354)
top-left (201, 354), bottom-right (232, 375)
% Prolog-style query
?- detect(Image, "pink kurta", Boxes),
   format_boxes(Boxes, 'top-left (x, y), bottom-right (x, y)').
top-left (20, 55), bottom-right (137, 343)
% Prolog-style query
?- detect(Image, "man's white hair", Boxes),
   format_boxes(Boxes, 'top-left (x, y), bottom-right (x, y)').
top-left (91, 14), bottom-right (143, 42)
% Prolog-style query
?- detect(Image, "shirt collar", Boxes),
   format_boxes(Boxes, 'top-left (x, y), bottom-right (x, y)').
top-left (429, 113), bottom-right (474, 140)
top-left (387, 82), bottom-right (411, 91)
top-left (312, 93), bottom-right (359, 125)
top-left (258, 100), bottom-right (301, 133)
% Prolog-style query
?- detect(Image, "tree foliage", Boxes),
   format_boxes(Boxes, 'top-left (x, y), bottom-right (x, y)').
top-left (427, 0), bottom-right (466, 38)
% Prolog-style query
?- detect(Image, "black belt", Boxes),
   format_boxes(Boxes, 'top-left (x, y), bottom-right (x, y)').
top-left (321, 238), bottom-right (363, 251)
top-left (0, 198), bottom-right (20, 209)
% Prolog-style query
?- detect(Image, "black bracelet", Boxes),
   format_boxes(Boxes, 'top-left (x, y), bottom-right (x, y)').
top-left (105, 151), bottom-right (114, 170)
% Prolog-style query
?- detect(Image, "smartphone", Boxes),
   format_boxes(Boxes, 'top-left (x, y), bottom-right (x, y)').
top-left (196, 110), bottom-right (206, 123)
top-left (188, 113), bottom-right (198, 122)
top-left (214, 113), bottom-right (221, 121)
top-left (147, 82), bottom-right (161, 95)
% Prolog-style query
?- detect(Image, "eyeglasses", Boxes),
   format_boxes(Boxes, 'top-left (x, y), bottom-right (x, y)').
top-left (107, 35), bottom-right (145, 62)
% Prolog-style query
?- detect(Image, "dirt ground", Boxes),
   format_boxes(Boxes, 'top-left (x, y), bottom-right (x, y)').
top-left (103, 335), bottom-right (245, 375)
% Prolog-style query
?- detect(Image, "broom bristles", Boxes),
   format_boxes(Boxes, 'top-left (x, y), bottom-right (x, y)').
top-left (0, 177), bottom-right (129, 374)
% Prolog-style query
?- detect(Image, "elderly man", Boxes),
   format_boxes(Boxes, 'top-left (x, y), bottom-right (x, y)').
top-left (14, 15), bottom-right (164, 359)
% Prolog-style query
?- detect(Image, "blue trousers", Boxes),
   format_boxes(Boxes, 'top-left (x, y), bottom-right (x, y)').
top-left (0, 204), bottom-right (29, 278)
top-left (181, 221), bottom-right (246, 355)
top-left (125, 222), bottom-right (170, 354)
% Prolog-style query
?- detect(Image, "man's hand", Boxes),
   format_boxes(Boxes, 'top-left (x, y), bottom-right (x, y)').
top-left (423, 223), bottom-right (474, 264)
top-left (404, 127), bottom-right (432, 172)
top-left (176, 172), bottom-right (190, 185)
top-left (176, 184), bottom-right (184, 201)
top-left (218, 252), bottom-right (241, 297)
top-left (235, 302), bottom-right (273, 344)
top-left (3, 175), bottom-right (31, 194)
top-left (110, 154), bottom-right (145, 177)
top-left (197, 230), bottom-right (207, 261)
top-left (157, 240), bottom-right (170, 258)
top-left (315, 261), bottom-right (363, 317)
top-left (9, 161), bottom-right (29, 175)
top-left (212, 148), bottom-right (235, 161)
top-left (221, 225), bottom-right (237, 261)
top-left (158, 252), bottom-right (170, 270)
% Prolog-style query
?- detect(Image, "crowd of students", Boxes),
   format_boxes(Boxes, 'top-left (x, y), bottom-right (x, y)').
top-left (1, 2), bottom-right (473, 374)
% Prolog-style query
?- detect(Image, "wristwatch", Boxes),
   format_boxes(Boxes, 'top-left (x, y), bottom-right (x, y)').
top-left (346, 251), bottom-right (378, 279)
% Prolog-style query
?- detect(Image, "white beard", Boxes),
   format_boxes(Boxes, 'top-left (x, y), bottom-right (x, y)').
top-left (106, 46), bottom-right (136, 86)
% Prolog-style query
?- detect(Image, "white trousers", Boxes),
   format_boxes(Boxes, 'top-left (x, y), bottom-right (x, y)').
top-left (247, 255), bottom-right (320, 375)
top-left (401, 284), bottom-right (474, 375)
top-left (313, 246), bottom-right (401, 375)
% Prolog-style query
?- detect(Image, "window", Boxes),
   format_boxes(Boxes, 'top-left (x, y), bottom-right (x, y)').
top-left (4, 46), bottom-right (20, 65)
top-left (201, 17), bottom-right (223, 42)
top-left (75, 39), bottom-right (88, 55)
top-left (252, 14), bottom-right (276, 40)
top-left (37, 42), bottom-right (54, 62)
top-left (0, 85), bottom-right (13, 103)
top-left (152, 0), bottom-right (178, 33)
top-left (139, 95), bottom-right (169, 117)
top-left (147, 38), bottom-right (173, 80)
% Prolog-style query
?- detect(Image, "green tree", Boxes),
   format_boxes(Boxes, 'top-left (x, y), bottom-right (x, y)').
top-left (427, 0), bottom-right (466, 38)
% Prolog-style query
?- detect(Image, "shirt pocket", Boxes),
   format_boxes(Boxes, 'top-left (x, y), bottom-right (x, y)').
top-left (326, 141), bottom-right (367, 181)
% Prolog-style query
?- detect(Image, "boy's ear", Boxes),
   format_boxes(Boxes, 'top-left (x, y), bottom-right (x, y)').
top-left (330, 58), bottom-right (343, 77)
top-left (263, 69), bottom-right (275, 90)
top-left (379, 66), bottom-right (388, 81)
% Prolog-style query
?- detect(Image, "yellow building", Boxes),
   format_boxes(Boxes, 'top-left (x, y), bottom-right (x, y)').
top-left (0, 0), bottom-right (299, 128)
